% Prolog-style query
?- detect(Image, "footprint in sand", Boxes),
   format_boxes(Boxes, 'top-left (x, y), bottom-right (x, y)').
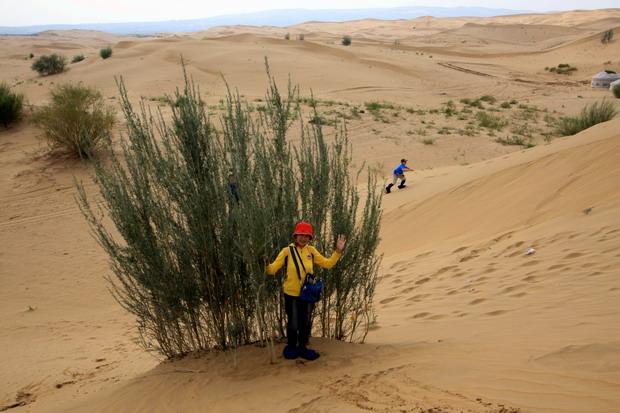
top-left (402, 287), bottom-right (415, 293)
top-left (510, 292), bottom-right (527, 298)
top-left (412, 312), bottom-right (430, 319)
top-left (483, 267), bottom-right (497, 273)
top-left (469, 298), bottom-right (486, 305)
top-left (563, 252), bottom-right (584, 259)
top-left (415, 277), bottom-right (430, 285)
top-left (452, 246), bottom-right (468, 253)
top-left (580, 262), bottom-right (597, 268)
top-left (548, 264), bottom-right (566, 270)
top-left (521, 260), bottom-right (540, 267)
top-left (415, 251), bottom-right (433, 258)
top-left (380, 297), bottom-right (398, 305)
top-left (522, 275), bottom-right (537, 282)
top-left (485, 310), bottom-right (508, 316)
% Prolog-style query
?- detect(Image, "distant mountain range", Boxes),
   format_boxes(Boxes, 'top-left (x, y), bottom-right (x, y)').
top-left (0, 6), bottom-right (530, 36)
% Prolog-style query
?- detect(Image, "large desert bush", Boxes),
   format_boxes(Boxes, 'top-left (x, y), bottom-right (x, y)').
top-left (556, 100), bottom-right (618, 136)
top-left (77, 63), bottom-right (382, 359)
top-left (31, 54), bottom-right (66, 76)
top-left (33, 83), bottom-right (115, 158)
top-left (0, 83), bottom-right (24, 128)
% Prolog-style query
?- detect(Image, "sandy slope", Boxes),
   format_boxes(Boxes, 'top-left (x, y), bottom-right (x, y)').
top-left (1, 8), bottom-right (619, 413)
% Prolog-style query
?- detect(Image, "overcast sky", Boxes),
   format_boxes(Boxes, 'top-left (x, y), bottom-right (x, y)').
top-left (1, 0), bottom-right (618, 26)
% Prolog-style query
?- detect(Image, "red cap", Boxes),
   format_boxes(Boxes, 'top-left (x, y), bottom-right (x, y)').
top-left (293, 221), bottom-right (314, 239)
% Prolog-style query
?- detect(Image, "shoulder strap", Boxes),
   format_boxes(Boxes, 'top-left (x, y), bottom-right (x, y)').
top-left (288, 245), bottom-right (307, 280)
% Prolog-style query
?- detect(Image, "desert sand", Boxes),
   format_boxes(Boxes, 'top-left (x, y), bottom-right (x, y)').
top-left (1, 8), bottom-right (619, 413)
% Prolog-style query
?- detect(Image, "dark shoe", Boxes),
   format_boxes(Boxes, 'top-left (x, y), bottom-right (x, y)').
top-left (385, 183), bottom-right (393, 194)
top-left (397, 184), bottom-right (406, 189)
top-left (299, 347), bottom-right (320, 361)
top-left (283, 345), bottom-right (299, 359)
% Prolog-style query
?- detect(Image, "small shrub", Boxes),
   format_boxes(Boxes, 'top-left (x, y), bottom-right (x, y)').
top-left (495, 135), bottom-right (535, 148)
top-left (31, 54), bottom-right (66, 76)
top-left (298, 33), bottom-right (305, 41)
top-left (476, 111), bottom-right (507, 130)
top-left (0, 83), bottom-right (24, 128)
top-left (32, 83), bottom-right (115, 158)
top-left (284, 33), bottom-right (290, 40)
top-left (29, 53), bottom-right (34, 59)
top-left (612, 83), bottom-right (620, 99)
top-left (556, 100), bottom-right (618, 136)
top-left (341, 35), bottom-right (352, 46)
top-left (442, 100), bottom-right (457, 117)
top-left (601, 29), bottom-right (614, 44)
top-left (100, 47), bottom-right (113, 59)
top-left (500, 101), bottom-right (511, 109)
top-left (422, 138), bottom-right (435, 145)
top-left (547, 63), bottom-right (577, 75)
top-left (71, 54), bottom-right (85, 64)
top-left (480, 95), bottom-right (496, 104)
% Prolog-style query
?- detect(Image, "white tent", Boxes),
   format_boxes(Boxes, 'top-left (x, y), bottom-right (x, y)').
top-left (592, 71), bottom-right (620, 88)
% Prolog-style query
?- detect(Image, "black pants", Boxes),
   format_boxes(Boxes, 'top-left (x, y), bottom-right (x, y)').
top-left (284, 294), bottom-right (314, 348)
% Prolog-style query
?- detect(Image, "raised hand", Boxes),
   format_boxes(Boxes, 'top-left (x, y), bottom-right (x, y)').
top-left (336, 234), bottom-right (346, 252)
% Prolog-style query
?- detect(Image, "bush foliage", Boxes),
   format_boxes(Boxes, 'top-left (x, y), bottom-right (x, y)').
top-left (0, 83), bottom-right (25, 128)
top-left (33, 83), bottom-right (115, 158)
top-left (601, 29), bottom-right (614, 44)
top-left (342, 35), bottom-right (352, 46)
top-left (77, 63), bottom-right (382, 359)
top-left (71, 54), bottom-right (85, 63)
top-left (31, 54), bottom-right (66, 76)
top-left (556, 100), bottom-right (618, 136)
top-left (612, 83), bottom-right (620, 99)
top-left (100, 47), bottom-right (112, 59)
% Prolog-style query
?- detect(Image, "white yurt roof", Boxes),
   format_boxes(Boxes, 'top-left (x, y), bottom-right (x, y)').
top-left (593, 71), bottom-right (620, 80)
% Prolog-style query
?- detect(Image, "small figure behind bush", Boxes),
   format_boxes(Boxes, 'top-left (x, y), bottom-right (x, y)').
top-left (0, 83), bottom-right (24, 128)
top-left (32, 83), bottom-right (115, 158)
top-left (100, 47), bottom-right (112, 59)
top-left (342, 35), bottom-right (352, 46)
top-left (31, 54), bottom-right (66, 76)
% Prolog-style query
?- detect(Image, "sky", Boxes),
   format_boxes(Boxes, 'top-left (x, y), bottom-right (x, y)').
top-left (1, 0), bottom-right (618, 26)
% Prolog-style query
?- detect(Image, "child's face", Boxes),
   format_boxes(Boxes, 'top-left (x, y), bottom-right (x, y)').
top-left (295, 234), bottom-right (311, 246)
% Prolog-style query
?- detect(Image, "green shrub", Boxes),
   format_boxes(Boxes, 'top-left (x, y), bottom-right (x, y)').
top-left (422, 138), bottom-right (435, 145)
top-left (71, 54), bottom-right (85, 63)
top-left (601, 29), bottom-right (614, 44)
top-left (342, 35), bottom-right (352, 46)
top-left (500, 101), bottom-right (511, 109)
top-left (298, 33), bottom-right (305, 41)
top-left (29, 53), bottom-right (34, 59)
top-left (479, 95), bottom-right (496, 104)
top-left (32, 83), bottom-right (115, 158)
top-left (100, 47), bottom-right (112, 59)
top-left (476, 111), bottom-right (506, 130)
top-left (31, 54), bottom-right (66, 76)
top-left (284, 32), bottom-right (290, 40)
top-left (0, 83), bottom-right (24, 128)
top-left (612, 83), bottom-right (620, 99)
top-left (76, 64), bottom-right (382, 358)
top-left (556, 100), bottom-right (618, 136)
top-left (495, 135), bottom-right (535, 148)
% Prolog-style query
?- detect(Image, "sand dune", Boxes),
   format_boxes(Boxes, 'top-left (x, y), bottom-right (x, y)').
top-left (1, 8), bottom-right (619, 413)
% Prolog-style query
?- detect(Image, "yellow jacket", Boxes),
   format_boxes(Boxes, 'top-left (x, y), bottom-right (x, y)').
top-left (266, 243), bottom-right (341, 297)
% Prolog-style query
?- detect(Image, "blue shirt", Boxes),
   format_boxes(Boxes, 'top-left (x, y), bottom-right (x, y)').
top-left (393, 164), bottom-right (409, 175)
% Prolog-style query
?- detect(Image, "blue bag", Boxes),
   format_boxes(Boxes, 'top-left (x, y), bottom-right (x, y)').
top-left (289, 246), bottom-right (323, 303)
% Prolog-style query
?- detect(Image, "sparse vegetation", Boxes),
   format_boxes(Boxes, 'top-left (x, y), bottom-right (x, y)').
top-left (298, 33), bottom-right (305, 41)
top-left (0, 82), bottom-right (24, 128)
top-left (71, 54), bottom-right (85, 64)
top-left (31, 54), bottom-right (67, 76)
top-left (476, 111), bottom-right (507, 130)
top-left (612, 83), bottom-right (620, 99)
top-left (32, 83), bottom-right (115, 158)
top-left (495, 135), bottom-right (535, 148)
top-left (100, 47), bottom-right (112, 59)
top-left (546, 63), bottom-right (577, 75)
top-left (601, 29), bottom-right (614, 44)
top-left (422, 138), bottom-right (435, 145)
top-left (342, 35), bottom-right (352, 46)
top-left (284, 32), bottom-right (290, 40)
top-left (479, 95), bottom-right (496, 104)
top-left (556, 100), bottom-right (618, 136)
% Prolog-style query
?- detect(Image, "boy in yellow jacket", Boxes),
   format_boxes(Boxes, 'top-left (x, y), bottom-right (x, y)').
top-left (266, 221), bottom-right (346, 360)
